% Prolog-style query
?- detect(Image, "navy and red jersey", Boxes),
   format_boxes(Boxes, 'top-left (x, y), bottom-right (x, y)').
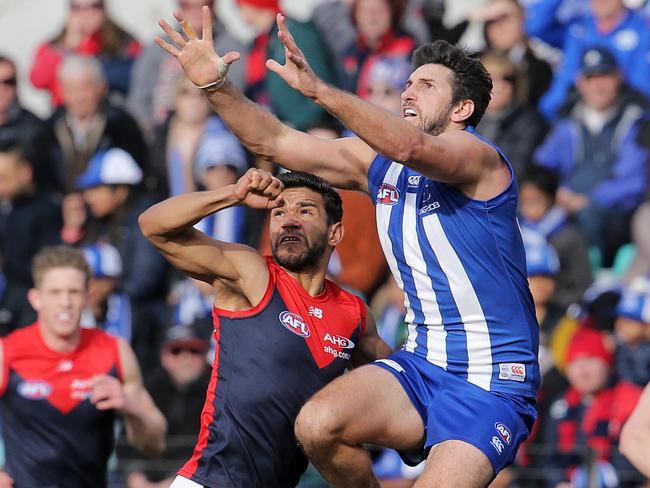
top-left (179, 257), bottom-right (367, 488)
top-left (0, 324), bottom-right (122, 487)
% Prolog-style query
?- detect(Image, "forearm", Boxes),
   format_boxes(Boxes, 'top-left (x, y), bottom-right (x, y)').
top-left (123, 406), bottom-right (167, 458)
top-left (139, 185), bottom-right (239, 239)
top-left (203, 81), bottom-right (288, 161)
top-left (313, 82), bottom-right (423, 163)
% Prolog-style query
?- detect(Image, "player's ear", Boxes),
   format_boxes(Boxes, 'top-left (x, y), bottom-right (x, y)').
top-left (450, 99), bottom-right (474, 124)
top-left (328, 222), bottom-right (344, 247)
top-left (27, 288), bottom-right (41, 312)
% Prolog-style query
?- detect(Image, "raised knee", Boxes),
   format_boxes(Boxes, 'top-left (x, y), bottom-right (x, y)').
top-left (295, 399), bottom-right (342, 455)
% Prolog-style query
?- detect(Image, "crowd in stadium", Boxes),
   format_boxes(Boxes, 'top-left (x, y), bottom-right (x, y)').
top-left (1, 0), bottom-right (650, 486)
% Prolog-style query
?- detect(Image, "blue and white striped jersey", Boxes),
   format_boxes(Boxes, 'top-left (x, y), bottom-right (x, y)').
top-left (368, 128), bottom-right (540, 401)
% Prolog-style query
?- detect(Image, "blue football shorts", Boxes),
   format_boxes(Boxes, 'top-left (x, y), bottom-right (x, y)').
top-left (372, 349), bottom-right (535, 473)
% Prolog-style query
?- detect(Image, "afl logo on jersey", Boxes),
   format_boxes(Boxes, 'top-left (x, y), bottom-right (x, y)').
top-left (279, 311), bottom-right (310, 338)
top-left (376, 183), bottom-right (400, 205)
top-left (18, 380), bottom-right (52, 400)
top-left (495, 422), bottom-right (512, 445)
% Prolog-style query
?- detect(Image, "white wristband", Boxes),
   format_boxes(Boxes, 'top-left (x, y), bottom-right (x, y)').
top-left (195, 57), bottom-right (231, 90)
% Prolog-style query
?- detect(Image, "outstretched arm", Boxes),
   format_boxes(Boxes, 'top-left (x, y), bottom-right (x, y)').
top-left (139, 169), bottom-right (281, 306)
top-left (268, 15), bottom-right (500, 186)
top-left (155, 8), bottom-right (373, 192)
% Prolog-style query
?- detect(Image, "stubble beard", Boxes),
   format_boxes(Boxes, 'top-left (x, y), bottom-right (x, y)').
top-left (271, 236), bottom-right (328, 273)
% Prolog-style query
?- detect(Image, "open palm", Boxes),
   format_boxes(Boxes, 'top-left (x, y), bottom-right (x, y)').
top-left (156, 7), bottom-right (240, 88)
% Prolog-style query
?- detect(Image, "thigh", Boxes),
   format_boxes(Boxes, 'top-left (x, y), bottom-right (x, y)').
top-left (414, 440), bottom-right (495, 488)
top-left (304, 363), bottom-right (425, 449)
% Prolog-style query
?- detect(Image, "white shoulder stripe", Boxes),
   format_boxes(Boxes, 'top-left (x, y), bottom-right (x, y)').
top-left (422, 214), bottom-right (493, 390)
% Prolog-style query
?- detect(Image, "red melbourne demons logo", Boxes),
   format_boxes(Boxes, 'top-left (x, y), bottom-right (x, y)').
top-left (279, 311), bottom-right (310, 337)
top-left (376, 183), bottom-right (400, 205)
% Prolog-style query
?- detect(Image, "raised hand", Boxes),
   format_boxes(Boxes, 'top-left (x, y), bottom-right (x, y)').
top-left (155, 6), bottom-right (240, 88)
top-left (234, 169), bottom-right (284, 210)
top-left (266, 14), bottom-right (321, 99)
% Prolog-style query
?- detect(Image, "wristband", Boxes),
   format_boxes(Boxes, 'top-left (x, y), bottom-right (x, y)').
top-left (195, 57), bottom-right (231, 90)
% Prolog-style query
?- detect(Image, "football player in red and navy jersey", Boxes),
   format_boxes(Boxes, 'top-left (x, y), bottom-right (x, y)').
top-left (0, 246), bottom-right (166, 487)
top-left (139, 168), bottom-right (391, 488)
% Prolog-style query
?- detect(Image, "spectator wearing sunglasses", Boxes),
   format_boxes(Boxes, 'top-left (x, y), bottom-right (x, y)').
top-left (30, 0), bottom-right (141, 107)
top-left (118, 322), bottom-right (211, 488)
top-left (0, 55), bottom-right (51, 186)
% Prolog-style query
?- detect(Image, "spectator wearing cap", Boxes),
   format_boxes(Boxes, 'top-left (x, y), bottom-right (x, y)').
top-left (339, 0), bottom-right (416, 100)
top-left (614, 285), bottom-right (650, 387)
top-left (519, 165), bottom-right (593, 311)
top-left (193, 127), bottom-right (249, 245)
top-left (539, 0), bottom-right (650, 120)
top-left (539, 327), bottom-right (643, 488)
top-left (238, 0), bottom-right (340, 131)
top-left (149, 75), bottom-right (246, 198)
top-left (118, 322), bottom-right (211, 487)
top-left (42, 55), bottom-right (147, 193)
top-left (535, 46), bottom-right (649, 267)
top-left (365, 56), bottom-right (411, 116)
top-left (0, 140), bottom-right (62, 334)
top-left (81, 242), bottom-right (132, 342)
top-left (70, 147), bottom-right (170, 373)
top-left (476, 50), bottom-right (548, 180)
top-left (127, 0), bottom-right (247, 135)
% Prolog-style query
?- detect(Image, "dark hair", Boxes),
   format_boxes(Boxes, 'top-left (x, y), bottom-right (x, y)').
top-left (521, 165), bottom-right (559, 198)
top-left (0, 139), bottom-right (31, 165)
top-left (412, 40), bottom-right (492, 127)
top-left (278, 172), bottom-right (343, 225)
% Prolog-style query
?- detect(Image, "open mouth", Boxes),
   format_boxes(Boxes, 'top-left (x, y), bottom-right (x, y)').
top-left (279, 235), bottom-right (303, 244)
top-left (403, 107), bottom-right (418, 118)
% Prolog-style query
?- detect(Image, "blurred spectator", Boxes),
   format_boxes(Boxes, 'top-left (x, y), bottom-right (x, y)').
top-left (310, 0), bottom-right (429, 60)
top-left (0, 140), bottom-right (62, 334)
top-left (539, 0), bottom-right (650, 119)
top-left (472, 0), bottom-right (553, 106)
top-left (70, 148), bottom-right (170, 373)
top-left (193, 127), bottom-right (249, 244)
top-left (519, 165), bottom-right (593, 310)
top-left (623, 199), bottom-right (650, 283)
top-left (366, 55), bottom-right (411, 115)
top-left (525, 236), bottom-right (565, 338)
top-left (239, 0), bottom-right (339, 131)
top-left (371, 275), bottom-right (407, 349)
top-left (149, 76), bottom-right (245, 197)
top-left (476, 51), bottom-right (548, 179)
top-left (539, 327), bottom-right (643, 487)
top-left (81, 242), bottom-right (132, 341)
top-left (614, 284), bottom-right (650, 387)
top-left (43, 55), bottom-right (147, 193)
top-left (523, 0), bottom-right (590, 49)
top-left (339, 0), bottom-right (416, 99)
top-left (534, 46), bottom-right (649, 267)
top-left (29, 0), bottom-right (141, 107)
top-left (127, 0), bottom-right (247, 134)
top-left (0, 55), bottom-right (50, 186)
top-left (120, 322), bottom-right (211, 487)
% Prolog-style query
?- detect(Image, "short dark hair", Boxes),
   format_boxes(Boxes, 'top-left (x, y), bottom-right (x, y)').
top-left (0, 139), bottom-right (30, 166)
top-left (412, 40), bottom-right (492, 127)
top-left (521, 165), bottom-right (559, 198)
top-left (278, 171), bottom-right (343, 225)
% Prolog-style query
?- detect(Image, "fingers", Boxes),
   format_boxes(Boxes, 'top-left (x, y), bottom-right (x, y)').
top-left (176, 14), bottom-right (198, 41)
top-left (158, 19), bottom-right (187, 48)
top-left (154, 36), bottom-right (181, 57)
top-left (202, 5), bottom-right (213, 42)
top-left (266, 59), bottom-right (283, 75)
top-left (276, 14), bottom-right (302, 57)
top-left (287, 51), bottom-right (306, 70)
top-left (222, 51), bottom-right (241, 65)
